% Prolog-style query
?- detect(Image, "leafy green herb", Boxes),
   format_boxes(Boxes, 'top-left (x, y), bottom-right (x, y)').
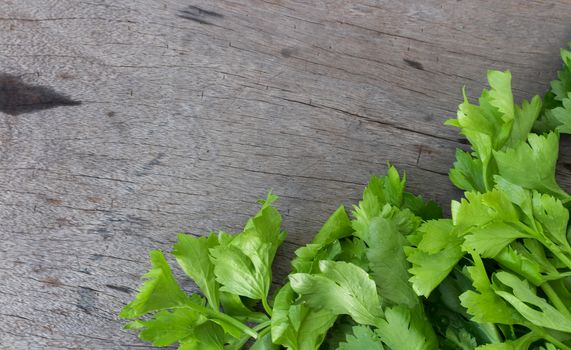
top-left (337, 325), bottom-right (384, 350)
top-left (121, 43), bottom-right (571, 350)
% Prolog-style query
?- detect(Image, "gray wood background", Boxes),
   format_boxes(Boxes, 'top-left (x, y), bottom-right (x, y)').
top-left (1, 0), bottom-right (571, 349)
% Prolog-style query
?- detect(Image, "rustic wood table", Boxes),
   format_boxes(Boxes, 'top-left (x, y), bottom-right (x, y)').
top-left (1, 1), bottom-right (571, 349)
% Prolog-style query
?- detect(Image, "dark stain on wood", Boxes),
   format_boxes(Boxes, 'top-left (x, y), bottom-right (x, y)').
top-left (280, 47), bottom-right (298, 58)
top-left (106, 284), bottom-right (132, 294)
top-left (106, 111), bottom-right (116, 117)
top-left (77, 287), bottom-right (97, 314)
top-left (46, 198), bottom-right (63, 206)
top-left (562, 163), bottom-right (571, 172)
top-left (0, 74), bottom-right (81, 115)
top-left (403, 58), bottom-right (424, 70)
top-left (42, 276), bottom-right (63, 287)
top-left (177, 5), bottom-right (223, 25)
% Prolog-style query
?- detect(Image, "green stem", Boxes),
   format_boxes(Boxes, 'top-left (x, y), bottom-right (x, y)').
top-left (545, 242), bottom-right (571, 271)
top-left (483, 164), bottom-right (492, 192)
top-left (262, 296), bottom-right (273, 317)
top-left (513, 222), bottom-right (539, 239)
top-left (513, 221), bottom-right (571, 271)
top-left (254, 320), bottom-right (272, 332)
top-left (228, 335), bottom-right (251, 350)
top-left (181, 302), bottom-right (257, 339)
top-left (257, 326), bottom-right (272, 339)
top-left (544, 333), bottom-right (571, 350)
top-left (228, 321), bottom-right (271, 350)
top-left (541, 282), bottom-right (571, 318)
top-left (528, 324), bottom-right (571, 350)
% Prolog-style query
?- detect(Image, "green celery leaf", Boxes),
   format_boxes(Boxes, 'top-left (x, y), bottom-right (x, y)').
top-left (245, 191), bottom-right (287, 258)
top-left (291, 205), bottom-right (352, 274)
top-left (391, 207), bottom-right (423, 236)
top-left (406, 219), bottom-right (464, 297)
top-left (177, 321), bottom-right (226, 350)
top-left (494, 244), bottom-right (548, 286)
top-left (382, 165), bottom-right (407, 207)
top-left (352, 166), bottom-right (406, 241)
top-left (520, 240), bottom-right (561, 278)
top-left (551, 48), bottom-right (571, 101)
top-left (137, 308), bottom-right (202, 346)
top-left (493, 132), bottom-right (569, 200)
top-left (451, 192), bottom-right (495, 230)
top-left (492, 271), bottom-right (571, 332)
top-left (407, 247), bottom-right (464, 298)
top-left (462, 222), bottom-right (532, 258)
top-left (289, 260), bottom-right (382, 326)
top-left (532, 192), bottom-right (570, 250)
top-left (271, 283), bottom-right (336, 350)
top-left (175, 295), bottom-right (256, 339)
top-left (120, 250), bottom-right (189, 318)
top-left (479, 189), bottom-right (519, 223)
top-left (460, 288), bottom-right (517, 326)
top-left (366, 217), bottom-right (419, 307)
top-left (337, 238), bottom-right (368, 270)
top-left (441, 327), bottom-right (478, 350)
top-left (311, 205), bottom-right (353, 245)
top-left (375, 305), bottom-right (439, 350)
top-left (211, 241), bottom-right (270, 300)
top-left (352, 176), bottom-right (385, 242)
top-left (534, 108), bottom-right (562, 133)
top-left (452, 189), bottom-right (522, 231)
top-left (219, 292), bottom-right (268, 323)
top-left (449, 149), bottom-right (486, 193)
top-left (210, 192), bottom-right (285, 301)
top-left (172, 233), bottom-right (220, 309)
top-left (550, 95), bottom-right (571, 133)
top-left (123, 320), bottom-right (144, 330)
top-left (493, 177), bottom-right (534, 224)
top-left (459, 254), bottom-right (523, 325)
top-left (119, 250), bottom-right (254, 345)
top-left (487, 70), bottom-right (514, 124)
top-left (460, 130), bottom-right (494, 189)
top-left (415, 219), bottom-right (460, 254)
top-left (337, 325), bottom-right (384, 350)
top-left (535, 47), bottom-right (571, 133)
top-left (447, 71), bottom-right (515, 178)
top-left (292, 241), bottom-right (342, 274)
top-left (507, 96), bottom-right (542, 147)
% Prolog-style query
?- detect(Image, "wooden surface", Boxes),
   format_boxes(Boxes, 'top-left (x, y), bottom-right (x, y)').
top-left (1, 1), bottom-right (571, 348)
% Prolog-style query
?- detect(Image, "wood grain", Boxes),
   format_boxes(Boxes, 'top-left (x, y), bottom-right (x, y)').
top-left (0, 0), bottom-right (570, 348)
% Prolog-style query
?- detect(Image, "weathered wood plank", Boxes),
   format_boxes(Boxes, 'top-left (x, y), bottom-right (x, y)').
top-left (0, 0), bottom-right (570, 348)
